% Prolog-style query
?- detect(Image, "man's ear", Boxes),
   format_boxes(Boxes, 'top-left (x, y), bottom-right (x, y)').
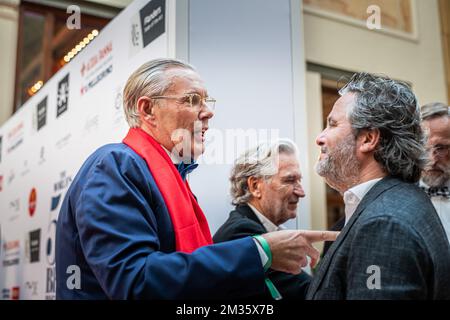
top-left (358, 128), bottom-right (381, 153)
top-left (247, 176), bottom-right (262, 198)
top-left (137, 96), bottom-right (155, 122)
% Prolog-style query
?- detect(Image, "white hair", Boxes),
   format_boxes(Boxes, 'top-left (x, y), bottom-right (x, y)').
top-left (230, 139), bottom-right (299, 205)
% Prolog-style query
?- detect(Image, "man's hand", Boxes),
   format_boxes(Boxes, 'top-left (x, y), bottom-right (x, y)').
top-left (261, 230), bottom-right (339, 275)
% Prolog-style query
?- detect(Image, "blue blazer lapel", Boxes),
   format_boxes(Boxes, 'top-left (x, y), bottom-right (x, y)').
top-left (306, 176), bottom-right (402, 299)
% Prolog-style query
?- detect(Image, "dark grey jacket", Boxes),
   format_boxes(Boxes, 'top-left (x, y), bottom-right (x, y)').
top-left (307, 177), bottom-right (450, 300)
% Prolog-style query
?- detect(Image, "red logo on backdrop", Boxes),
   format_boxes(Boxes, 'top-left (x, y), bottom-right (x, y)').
top-left (29, 188), bottom-right (37, 217)
top-left (0, 175), bottom-right (3, 191)
top-left (11, 287), bottom-right (20, 300)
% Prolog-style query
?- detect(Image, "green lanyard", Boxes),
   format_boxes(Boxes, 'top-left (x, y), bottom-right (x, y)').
top-left (253, 235), bottom-right (283, 300)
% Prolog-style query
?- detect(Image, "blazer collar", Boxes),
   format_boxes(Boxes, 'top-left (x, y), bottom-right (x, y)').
top-left (235, 204), bottom-right (264, 226)
top-left (307, 176), bottom-right (402, 299)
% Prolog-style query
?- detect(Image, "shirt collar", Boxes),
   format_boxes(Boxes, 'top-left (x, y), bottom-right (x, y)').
top-left (419, 179), bottom-right (450, 189)
top-left (161, 145), bottom-right (182, 164)
top-left (343, 178), bottom-right (383, 225)
top-left (247, 203), bottom-right (282, 232)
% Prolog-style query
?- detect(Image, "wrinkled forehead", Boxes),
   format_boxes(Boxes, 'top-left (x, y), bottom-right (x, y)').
top-left (164, 67), bottom-right (206, 94)
top-left (330, 92), bottom-right (356, 121)
top-left (423, 116), bottom-right (450, 140)
top-left (277, 153), bottom-right (301, 175)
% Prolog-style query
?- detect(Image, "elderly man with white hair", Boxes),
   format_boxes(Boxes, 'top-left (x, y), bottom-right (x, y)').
top-left (214, 139), bottom-right (312, 299)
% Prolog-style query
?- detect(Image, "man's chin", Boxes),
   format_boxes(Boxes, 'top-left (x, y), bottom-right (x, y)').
top-left (191, 143), bottom-right (205, 160)
top-left (422, 171), bottom-right (450, 187)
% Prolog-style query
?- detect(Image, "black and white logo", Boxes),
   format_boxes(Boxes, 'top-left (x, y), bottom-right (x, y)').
top-left (37, 96), bottom-right (48, 130)
top-left (139, 0), bottom-right (165, 47)
top-left (28, 229), bottom-right (41, 263)
top-left (56, 74), bottom-right (70, 117)
top-left (46, 219), bottom-right (57, 265)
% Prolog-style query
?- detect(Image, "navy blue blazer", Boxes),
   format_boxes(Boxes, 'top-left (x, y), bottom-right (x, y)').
top-left (56, 143), bottom-right (265, 299)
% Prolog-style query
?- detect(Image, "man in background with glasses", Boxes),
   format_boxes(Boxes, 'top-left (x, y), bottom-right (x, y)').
top-left (56, 58), bottom-right (338, 299)
top-left (420, 102), bottom-right (450, 243)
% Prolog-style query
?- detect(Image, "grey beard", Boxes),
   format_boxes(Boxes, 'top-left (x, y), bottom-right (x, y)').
top-left (422, 165), bottom-right (450, 188)
top-left (316, 136), bottom-right (360, 192)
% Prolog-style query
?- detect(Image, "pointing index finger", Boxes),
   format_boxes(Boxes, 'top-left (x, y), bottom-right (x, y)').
top-left (298, 230), bottom-right (340, 243)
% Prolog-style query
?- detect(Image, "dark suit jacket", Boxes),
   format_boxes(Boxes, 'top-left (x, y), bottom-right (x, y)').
top-left (214, 204), bottom-right (312, 299)
top-left (322, 217), bottom-right (345, 256)
top-left (307, 177), bottom-right (450, 300)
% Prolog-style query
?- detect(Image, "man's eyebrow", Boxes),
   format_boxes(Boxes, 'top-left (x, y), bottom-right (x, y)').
top-left (185, 90), bottom-right (208, 96)
top-left (327, 116), bottom-right (337, 124)
top-left (282, 173), bottom-right (301, 180)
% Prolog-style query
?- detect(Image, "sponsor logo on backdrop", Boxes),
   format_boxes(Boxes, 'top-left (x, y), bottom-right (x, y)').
top-left (8, 198), bottom-right (20, 221)
top-left (36, 96), bottom-right (48, 130)
top-left (38, 146), bottom-right (46, 165)
top-left (54, 171), bottom-right (73, 192)
top-left (25, 281), bottom-right (39, 297)
top-left (46, 169), bottom-right (72, 300)
top-left (131, 20), bottom-right (141, 48)
top-left (129, 0), bottom-right (165, 57)
top-left (3, 239), bottom-right (20, 267)
top-left (82, 114), bottom-right (100, 136)
top-left (112, 85), bottom-right (126, 128)
top-left (46, 219), bottom-right (57, 265)
top-left (56, 74), bottom-right (70, 117)
top-left (55, 133), bottom-right (71, 150)
top-left (129, 16), bottom-right (142, 56)
top-left (7, 169), bottom-right (15, 186)
top-left (80, 41), bottom-right (113, 96)
top-left (29, 188), bottom-right (37, 217)
top-left (21, 159), bottom-right (30, 177)
top-left (1, 287), bottom-right (21, 300)
top-left (2, 288), bottom-right (10, 299)
top-left (80, 63), bottom-right (113, 95)
top-left (11, 287), bottom-right (20, 300)
top-left (80, 41), bottom-right (112, 78)
top-left (26, 229), bottom-right (41, 263)
top-left (0, 175), bottom-right (3, 192)
top-left (45, 219), bottom-right (57, 300)
top-left (6, 121), bottom-right (24, 154)
top-left (0, 135), bottom-right (3, 163)
top-left (139, 0), bottom-right (165, 47)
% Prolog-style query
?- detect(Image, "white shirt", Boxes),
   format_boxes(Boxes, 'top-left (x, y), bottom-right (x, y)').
top-left (248, 203), bottom-right (282, 232)
top-left (419, 180), bottom-right (450, 243)
top-left (343, 178), bottom-right (383, 226)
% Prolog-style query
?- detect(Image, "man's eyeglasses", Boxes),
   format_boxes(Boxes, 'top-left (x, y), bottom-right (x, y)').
top-left (151, 93), bottom-right (216, 111)
top-left (426, 144), bottom-right (450, 158)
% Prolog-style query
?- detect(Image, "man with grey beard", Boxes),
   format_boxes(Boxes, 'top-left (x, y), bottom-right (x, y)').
top-left (420, 103), bottom-right (450, 242)
top-left (306, 72), bottom-right (450, 300)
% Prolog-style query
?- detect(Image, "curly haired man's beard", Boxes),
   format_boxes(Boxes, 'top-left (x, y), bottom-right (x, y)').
top-left (422, 162), bottom-right (450, 188)
top-left (315, 135), bottom-right (361, 193)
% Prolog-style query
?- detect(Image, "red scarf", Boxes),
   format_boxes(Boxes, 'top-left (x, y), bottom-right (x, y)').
top-left (123, 128), bottom-right (212, 253)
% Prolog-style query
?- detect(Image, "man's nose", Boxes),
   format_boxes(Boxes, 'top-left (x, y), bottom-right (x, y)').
top-left (427, 147), bottom-right (438, 165)
top-left (199, 107), bottom-right (214, 120)
top-left (294, 184), bottom-right (305, 198)
top-left (316, 130), bottom-right (326, 147)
